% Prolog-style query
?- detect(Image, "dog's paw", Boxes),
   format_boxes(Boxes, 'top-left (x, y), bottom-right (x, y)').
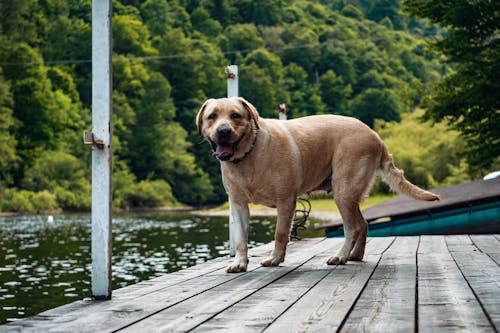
top-left (226, 258), bottom-right (248, 273)
top-left (326, 255), bottom-right (348, 265)
top-left (261, 255), bottom-right (284, 267)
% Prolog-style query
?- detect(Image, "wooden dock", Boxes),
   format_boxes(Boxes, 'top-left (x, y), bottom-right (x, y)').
top-left (1, 235), bottom-right (499, 332)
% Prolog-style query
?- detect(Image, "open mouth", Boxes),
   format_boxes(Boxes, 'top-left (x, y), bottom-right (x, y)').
top-left (210, 140), bottom-right (235, 161)
top-left (209, 133), bottom-right (245, 162)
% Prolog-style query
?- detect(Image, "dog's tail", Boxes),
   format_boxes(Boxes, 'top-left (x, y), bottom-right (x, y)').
top-left (380, 145), bottom-right (440, 201)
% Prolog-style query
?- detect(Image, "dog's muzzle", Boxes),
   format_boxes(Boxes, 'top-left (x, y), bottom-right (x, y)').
top-left (211, 125), bottom-right (235, 161)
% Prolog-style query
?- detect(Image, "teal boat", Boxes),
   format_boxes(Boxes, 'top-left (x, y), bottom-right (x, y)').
top-left (318, 177), bottom-right (500, 237)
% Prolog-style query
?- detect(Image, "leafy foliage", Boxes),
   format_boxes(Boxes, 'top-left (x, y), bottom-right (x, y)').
top-left (120, 179), bottom-right (177, 208)
top-left (375, 109), bottom-right (471, 191)
top-left (0, 0), bottom-right (486, 212)
top-left (403, 0), bottom-right (500, 171)
top-left (0, 73), bottom-right (18, 187)
top-left (23, 151), bottom-right (91, 210)
top-left (0, 189), bottom-right (59, 213)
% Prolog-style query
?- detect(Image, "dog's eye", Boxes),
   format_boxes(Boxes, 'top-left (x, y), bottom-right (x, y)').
top-left (231, 113), bottom-right (242, 119)
top-left (207, 113), bottom-right (217, 120)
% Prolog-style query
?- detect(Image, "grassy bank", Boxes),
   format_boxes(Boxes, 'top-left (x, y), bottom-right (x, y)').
top-left (210, 194), bottom-right (395, 214)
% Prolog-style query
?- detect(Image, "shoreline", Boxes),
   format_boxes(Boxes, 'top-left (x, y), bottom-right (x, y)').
top-left (193, 207), bottom-right (340, 222)
top-left (1, 207), bottom-right (340, 222)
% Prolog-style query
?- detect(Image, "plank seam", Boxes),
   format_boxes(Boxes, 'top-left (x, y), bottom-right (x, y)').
top-left (114, 240), bottom-right (307, 300)
top-left (445, 236), bottom-right (499, 333)
top-left (469, 235), bottom-right (500, 268)
top-left (112, 238), bottom-right (329, 332)
top-left (335, 236), bottom-right (397, 332)
top-left (260, 260), bottom-right (341, 331)
top-left (259, 238), bottom-right (380, 332)
top-left (185, 244), bottom-right (334, 332)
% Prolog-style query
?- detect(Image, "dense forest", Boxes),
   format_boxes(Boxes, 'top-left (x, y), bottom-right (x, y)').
top-left (0, 0), bottom-right (494, 212)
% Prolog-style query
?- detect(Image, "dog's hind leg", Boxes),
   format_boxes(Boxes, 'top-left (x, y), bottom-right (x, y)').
top-left (327, 196), bottom-right (362, 265)
top-left (261, 200), bottom-right (296, 266)
top-left (327, 162), bottom-right (375, 265)
top-left (348, 207), bottom-right (368, 261)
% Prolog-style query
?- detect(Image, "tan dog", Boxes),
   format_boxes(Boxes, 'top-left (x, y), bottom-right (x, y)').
top-left (197, 97), bottom-right (440, 273)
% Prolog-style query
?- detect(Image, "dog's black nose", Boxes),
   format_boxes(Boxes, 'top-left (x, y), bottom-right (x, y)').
top-left (217, 125), bottom-right (232, 138)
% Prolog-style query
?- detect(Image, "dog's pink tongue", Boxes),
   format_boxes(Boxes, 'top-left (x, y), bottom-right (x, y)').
top-left (212, 143), bottom-right (233, 158)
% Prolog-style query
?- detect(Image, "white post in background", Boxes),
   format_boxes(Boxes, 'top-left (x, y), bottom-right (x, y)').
top-left (278, 104), bottom-right (287, 120)
top-left (91, 0), bottom-right (112, 300)
top-left (225, 65), bottom-right (238, 257)
top-left (226, 65), bottom-right (239, 98)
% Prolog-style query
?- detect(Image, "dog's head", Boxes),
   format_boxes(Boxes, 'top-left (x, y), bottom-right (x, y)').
top-left (196, 97), bottom-right (260, 162)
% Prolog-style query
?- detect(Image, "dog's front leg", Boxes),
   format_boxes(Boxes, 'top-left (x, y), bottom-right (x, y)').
top-left (226, 199), bottom-right (250, 273)
top-left (261, 200), bottom-right (295, 266)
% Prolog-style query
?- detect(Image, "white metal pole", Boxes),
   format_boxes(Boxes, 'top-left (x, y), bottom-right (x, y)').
top-left (91, 0), bottom-right (112, 300)
top-left (226, 65), bottom-right (238, 257)
top-left (278, 104), bottom-right (287, 120)
top-left (226, 65), bottom-right (239, 98)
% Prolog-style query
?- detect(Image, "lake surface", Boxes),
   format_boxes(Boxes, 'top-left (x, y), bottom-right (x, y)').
top-left (0, 211), bottom-right (323, 324)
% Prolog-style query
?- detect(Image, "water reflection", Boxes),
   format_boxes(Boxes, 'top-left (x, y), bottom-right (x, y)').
top-left (0, 212), bottom-right (279, 324)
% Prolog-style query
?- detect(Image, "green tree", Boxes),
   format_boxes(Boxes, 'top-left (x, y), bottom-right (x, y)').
top-left (319, 46), bottom-right (357, 84)
top-left (349, 88), bottom-right (402, 127)
top-left (341, 4), bottom-right (364, 19)
top-left (153, 28), bottom-right (226, 126)
top-left (0, 0), bottom-right (459, 208)
top-left (1, 44), bottom-right (85, 183)
top-left (243, 49), bottom-right (283, 82)
top-left (375, 109), bottom-right (471, 189)
top-left (366, 0), bottom-right (406, 30)
top-left (0, 73), bottom-right (18, 187)
top-left (23, 151), bottom-right (91, 210)
top-left (404, 0), bottom-right (500, 171)
top-left (281, 24), bottom-right (321, 74)
top-left (319, 70), bottom-right (352, 114)
top-left (221, 23), bottom-right (264, 61)
top-left (239, 62), bottom-right (288, 118)
top-left (190, 7), bottom-right (222, 37)
top-left (0, 0), bottom-right (37, 43)
top-left (141, 0), bottom-right (192, 36)
top-left (113, 15), bottom-right (157, 56)
top-left (283, 63), bottom-right (326, 118)
top-left (197, 0), bottom-right (237, 27)
top-left (112, 56), bottom-right (214, 204)
top-left (37, 3), bottom-right (91, 64)
top-left (236, 0), bottom-right (284, 26)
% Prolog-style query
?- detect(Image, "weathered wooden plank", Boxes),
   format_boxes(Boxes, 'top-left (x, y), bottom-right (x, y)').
top-left (118, 238), bottom-right (343, 332)
top-left (112, 240), bottom-right (278, 300)
top-left (446, 235), bottom-right (500, 331)
top-left (470, 234), bottom-right (500, 266)
top-left (0, 239), bottom-right (324, 333)
top-left (4, 235), bottom-right (500, 333)
top-left (360, 236), bottom-right (394, 255)
top-left (262, 237), bottom-right (395, 333)
top-left (445, 234), bottom-right (475, 253)
top-left (189, 242), bottom-right (346, 332)
top-left (189, 240), bottom-right (388, 332)
top-left (189, 239), bottom-right (390, 332)
top-left (0, 241), bottom-right (275, 333)
top-left (418, 236), bottom-right (494, 332)
top-left (339, 236), bottom-right (419, 333)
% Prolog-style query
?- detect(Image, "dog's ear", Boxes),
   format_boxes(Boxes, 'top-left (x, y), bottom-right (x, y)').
top-left (237, 97), bottom-right (260, 129)
top-left (196, 99), bottom-right (214, 136)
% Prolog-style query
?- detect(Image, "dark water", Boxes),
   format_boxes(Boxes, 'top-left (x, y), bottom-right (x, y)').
top-left (0, 211), bottom-right (322, 324)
